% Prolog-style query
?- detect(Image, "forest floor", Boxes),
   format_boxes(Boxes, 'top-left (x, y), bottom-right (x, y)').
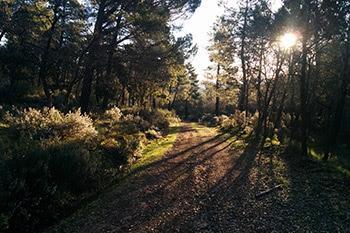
top-left (47, 123), bottom-right (350, 233)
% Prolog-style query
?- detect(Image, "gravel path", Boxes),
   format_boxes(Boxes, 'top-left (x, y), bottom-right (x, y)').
top-left (47, 123), bottom-right (350, 233)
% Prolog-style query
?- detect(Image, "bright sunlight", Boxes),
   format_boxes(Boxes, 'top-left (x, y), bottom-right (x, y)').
top-left (279, 32), bottom-right (298, 49)
top-left (1, 0), bottom-right (350, 232)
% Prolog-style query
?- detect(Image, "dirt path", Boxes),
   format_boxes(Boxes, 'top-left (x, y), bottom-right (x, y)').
top-left (48, 123), bottom-right (350, 233)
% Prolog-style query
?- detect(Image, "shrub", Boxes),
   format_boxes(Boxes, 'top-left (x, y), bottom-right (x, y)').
top-left (120, 106), bottom-right (140, 116)
top-left (104, 106), bottom-right (122, 123)
top-left (0, 142), bottom-right (101, 232)
top-left (231, 110), bottom-right (246, 128)
top-left (100, 134), bottom-right (144, 166)
top-left (48, 144), bottom-right (100, 193)
top-left (220, 117), bottom-right (237, 132)
top-left (153, 109), bottom-right (180, 125)
top-left (247, 111), bottom-right (259, 129)
top-left (0, 108), bottom-right (102, 232)
top-left (4, 107), bottom-right (97, 144)
top-left (0, 106), bottom-right (178, 232)
top-left (199, 113), bottom-right (215, 125)
top-left (120, 114), bottom-right (151, 134)
top-left (129, 108), bottom-right (179, 128)
top-left (213, 115), bottom-right (230, 126)
top-left (138, 108), bottom-right (178, 131)
top-left (150, 111), bottom-right (170, 131)
top-left (145, 129), bottom-right (162, 140)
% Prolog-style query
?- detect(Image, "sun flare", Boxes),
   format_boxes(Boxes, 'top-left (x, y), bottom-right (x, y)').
top-left (279, 32), bottom-right (298, 49)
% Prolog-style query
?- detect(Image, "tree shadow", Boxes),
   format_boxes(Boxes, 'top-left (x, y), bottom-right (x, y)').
top-left (277, 147), bottom-right (350, 232)
top-left (128, 129), bottom-right (228, 177)
top-left (47, 127), bottom-right (350, 233)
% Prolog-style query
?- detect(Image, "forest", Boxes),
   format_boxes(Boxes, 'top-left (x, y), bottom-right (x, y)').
top-left (0, 0), bottom-right (349, 232)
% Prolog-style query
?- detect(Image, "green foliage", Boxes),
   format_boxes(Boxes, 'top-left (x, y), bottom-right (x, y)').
top-left (144, 108), bottom-right (180, 131)
top-left (120, 114), bottom-right (152, 134)
top-left (4, 107), bottom-right (97, 144)
top-left (263, 134), bottom-right (281, 148)
top-left (145, 129), bottom-right (162, 140)
top-left (100, 134), bottom-right (144, 167)
top-left (220, 116), bottom-right (238, 132)
top-left (0, 141), bottom-right (101, 232)
top-left (0, 107), bottom-right (180, 232)
top-left (200, 111), bottom-right (254, 134)
top-left (119, 108), bottom-right (179, 135)
top-left (131, 124), bottom-right (180, 171)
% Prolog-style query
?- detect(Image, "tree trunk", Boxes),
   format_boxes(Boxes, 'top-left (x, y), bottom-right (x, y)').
top-left (170, 83), bottom-right (180, 109)
top-left (238, 0), bottom-right (249, 111)
top-left (275, 53), bottom-right (294, 131)
top-left (80, 1), bottom-right (106, 113)
top-left (255, 40), bottom-right (264, 136)
top-left (256, 54), bottom-right (284, 136)
top-left (38, 4), bottom-right (61, 107)
top-left (324, 43), bottom-right (350, 161)
top-left (300, 34), bottom-right (309, 157)
top-left (152, 96), bottom-right (157, 109)
top-left (215, 63), bottom-right (220, 116)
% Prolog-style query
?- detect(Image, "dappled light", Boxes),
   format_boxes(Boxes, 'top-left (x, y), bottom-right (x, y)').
top-left (0, 0), bottom-right (350, 232)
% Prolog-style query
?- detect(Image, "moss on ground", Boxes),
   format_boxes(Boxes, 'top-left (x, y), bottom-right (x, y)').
top-left (130, 123), bottom-right (181, 171)
top-left (308, 145), bottom-right (350, 177)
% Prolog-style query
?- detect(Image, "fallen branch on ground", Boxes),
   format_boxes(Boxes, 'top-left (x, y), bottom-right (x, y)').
top-left (255, 185), bottom-right (282, 198)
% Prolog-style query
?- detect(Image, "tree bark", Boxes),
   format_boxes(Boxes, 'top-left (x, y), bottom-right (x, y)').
top-left (238, 0), bottom-right (249, 111)
top-left (324, 43), bottom-right (350, 161)
top-left (215, 63), bottom-right (220, 116)
top-left (80, 1), bottom-right (106, 113)
top-left (38, 4), bottom-right (62, 107)
top-left (256, 54), bottom-right (284, 136)
top-left (255, 40), bottom-right (264, 136)
top-left (300, 32), bottom-right (309, 157)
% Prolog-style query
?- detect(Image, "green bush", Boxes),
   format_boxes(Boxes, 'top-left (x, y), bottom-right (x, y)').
top-left (100, 134), bottom-right (144, 166)
top-left (120, 106), bottom-right (141, 116)
top-left (220, 117), bottom-right (237, 132)
top-left (0, 107), bottom-right (178, 232)
top-left (151, 109), bottom-right (179, 130)
top-left (0, 141), bottom-right (101, 232)
top-left (0, 108), bottom-right (103, 232)
top-left (120, 114), bottom-right (151, 134)
top-left (139, 108), bottom-right (179, 131)
top-left (200, 113), bottom-right (225, 126)
top-left (4, 107), bottom-right (97, 144)
top-left (199, 114), bottom-right (214, 124)
top-left (48, 144), bottom-right (100, 193)
top-left (145, 129), bottom-right (162, 140)
top-left (219, 111), bottom-right (257, 133)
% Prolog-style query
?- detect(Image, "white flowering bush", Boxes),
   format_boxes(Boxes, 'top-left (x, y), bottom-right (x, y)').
top-left (105, 106), bottom-right (122, 122)
top-left (4, 107), bottom-right (97, 143)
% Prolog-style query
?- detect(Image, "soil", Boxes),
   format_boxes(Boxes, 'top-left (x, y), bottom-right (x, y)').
top-left (47, 123), bottom-right (350, 233)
